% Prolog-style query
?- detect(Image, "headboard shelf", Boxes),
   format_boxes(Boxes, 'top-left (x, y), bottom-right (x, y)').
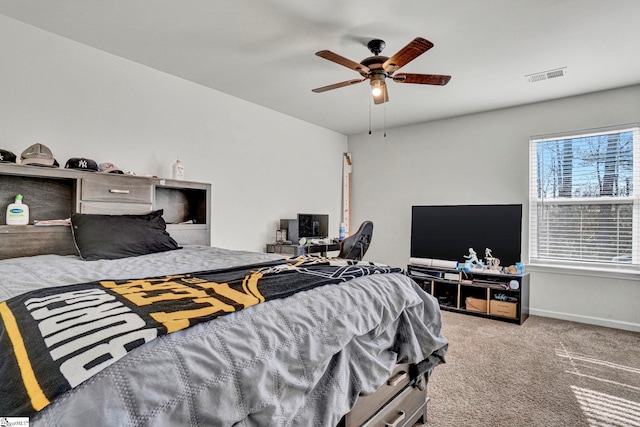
top-left (155, 186), bottom-right (207, 225)
top-left (1, 174), bottom-right (75, 225)
top-left (0, 163), bottom-right (211, 259)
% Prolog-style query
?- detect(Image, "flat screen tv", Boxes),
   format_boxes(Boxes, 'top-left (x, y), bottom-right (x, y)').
top-left (411, 204), bottom-right (522, 266)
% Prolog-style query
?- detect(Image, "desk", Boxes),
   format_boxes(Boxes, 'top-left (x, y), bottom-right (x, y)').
top-left (266, 242), bottom-right (341, 257)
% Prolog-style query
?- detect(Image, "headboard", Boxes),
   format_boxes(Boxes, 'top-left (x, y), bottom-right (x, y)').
top-left (0, 163), bottom-right (211, 260)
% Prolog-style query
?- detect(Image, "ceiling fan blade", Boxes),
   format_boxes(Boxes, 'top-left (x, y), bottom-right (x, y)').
top-left (382, 37), bottom-right (434, 73)
top-left (315, 50), bottom-right (371, 74)
top-left (393, 73), bottom-right (451, 85)
top-left (373, 82), bottom-right (389, 105)
top-left (312, 78), bottom-right (366, 93)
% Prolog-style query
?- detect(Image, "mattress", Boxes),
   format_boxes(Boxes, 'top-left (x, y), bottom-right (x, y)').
top-left (0, 245), bottom-right (447, 426)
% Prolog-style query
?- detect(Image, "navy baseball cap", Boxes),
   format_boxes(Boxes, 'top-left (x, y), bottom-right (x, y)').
top-left (65, 157), bottom-right (99, 172)
top-left (0, 149), bottom-right (17, 163)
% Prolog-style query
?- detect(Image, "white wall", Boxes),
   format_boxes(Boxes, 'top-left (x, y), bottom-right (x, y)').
top-left (0, 15), bottom-right (347, 252)
top-left (348, 85), bottom-right (640, 332)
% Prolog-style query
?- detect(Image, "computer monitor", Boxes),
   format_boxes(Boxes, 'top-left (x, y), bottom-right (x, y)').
top-left (297, 214), bottom-right (329, 239)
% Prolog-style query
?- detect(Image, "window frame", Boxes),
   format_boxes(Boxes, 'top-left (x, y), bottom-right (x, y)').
top-left (528, 124), bottom-right (640, 273)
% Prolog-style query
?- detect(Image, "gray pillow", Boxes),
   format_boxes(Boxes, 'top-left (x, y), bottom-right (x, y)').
top-left (71, 210), bottom-right (180, 261)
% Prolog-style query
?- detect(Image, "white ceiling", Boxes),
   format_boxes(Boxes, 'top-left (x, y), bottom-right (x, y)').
top-left (1, 0), bottom-right (640, 135)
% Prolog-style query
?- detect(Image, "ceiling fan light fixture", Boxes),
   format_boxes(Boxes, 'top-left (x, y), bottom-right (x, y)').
top-left (370, 74), bottom-right (385, 96)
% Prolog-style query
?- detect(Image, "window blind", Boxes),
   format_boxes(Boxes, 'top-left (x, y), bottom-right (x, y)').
top-left (529, 124), bottom-right (640, 270)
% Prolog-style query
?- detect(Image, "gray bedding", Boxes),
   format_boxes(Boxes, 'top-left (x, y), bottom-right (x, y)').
top-left (0, 246), bottom-right (447, 427)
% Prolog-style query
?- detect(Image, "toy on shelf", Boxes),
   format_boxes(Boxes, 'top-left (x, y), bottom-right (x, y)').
top-left (484, 248), bottom-right (500, 271)
top-left (464, 248), bottom-right (482, 267)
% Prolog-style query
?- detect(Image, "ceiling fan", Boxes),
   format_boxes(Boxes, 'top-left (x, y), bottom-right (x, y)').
top-left (312, 37), bottom-right (451, 104)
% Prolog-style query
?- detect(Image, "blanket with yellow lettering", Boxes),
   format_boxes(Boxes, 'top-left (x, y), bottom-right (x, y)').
top-left (0, 255), bottom-right (400, 417)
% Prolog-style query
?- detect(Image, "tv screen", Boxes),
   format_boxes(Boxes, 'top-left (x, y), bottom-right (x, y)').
top-left (297, 214), bottom-right (329, 239)
top-left (411, 204), bottom-right (522, 266)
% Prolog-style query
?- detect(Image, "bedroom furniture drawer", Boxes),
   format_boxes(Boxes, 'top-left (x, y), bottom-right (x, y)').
top-left (81, 177), bottom-right (153, 204)
top-left (79, 201), bottom-right (153, 215)
top-left (361, 384), bottom-right (427, 427)
top-left (342, 363), bottom-right (411, 426)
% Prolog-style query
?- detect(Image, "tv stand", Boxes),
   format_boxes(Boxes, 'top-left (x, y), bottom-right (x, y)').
top-left (408, 264), bottom-right (529, 324)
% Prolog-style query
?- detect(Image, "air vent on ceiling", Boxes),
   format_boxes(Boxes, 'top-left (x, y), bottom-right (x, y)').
top-left (525, 67), bottom-right (567, 83)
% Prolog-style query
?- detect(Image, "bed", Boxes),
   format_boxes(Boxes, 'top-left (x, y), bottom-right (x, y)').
top-left (0, 246), bottom-right (447, 426)
top-left (0, 165), bottom-right (447, 426)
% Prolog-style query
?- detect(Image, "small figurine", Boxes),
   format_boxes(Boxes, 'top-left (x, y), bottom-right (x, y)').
top-left (464, 248), bottom-right (482, 266)
top-left (484, 247), bottom-right (500, 270)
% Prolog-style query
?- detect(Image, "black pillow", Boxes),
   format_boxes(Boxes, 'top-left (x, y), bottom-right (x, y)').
top-left (71, 210), bottom-right (180, 261)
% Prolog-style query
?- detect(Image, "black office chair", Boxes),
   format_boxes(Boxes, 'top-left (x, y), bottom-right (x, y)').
top-left (338, 221), bottom-right (374, 260)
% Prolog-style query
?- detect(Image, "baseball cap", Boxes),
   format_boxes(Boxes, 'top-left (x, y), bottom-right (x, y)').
top-left (30, 158), bottom-right (60, 168)
top-left (21, 143), bottom-right (55, 166)
top-left (98, 162), bottom-right (124, 174)
top-left (0, 149), bottom-right (17, 163)
top-left (65, 157), bottom-right (99, 172)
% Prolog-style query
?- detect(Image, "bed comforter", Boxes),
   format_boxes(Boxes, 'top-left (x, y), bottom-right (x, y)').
top-left (0, 246), bottom-right (447, 427)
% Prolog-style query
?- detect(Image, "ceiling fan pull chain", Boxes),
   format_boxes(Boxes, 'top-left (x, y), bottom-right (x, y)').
top-left (368, 94), bottom-right (372, 135)
top-left (384, 105), bottom-right (387, 138)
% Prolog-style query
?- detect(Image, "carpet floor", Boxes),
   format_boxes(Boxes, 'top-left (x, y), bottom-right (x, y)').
top-left (419, 311), bottom-right (640, 427)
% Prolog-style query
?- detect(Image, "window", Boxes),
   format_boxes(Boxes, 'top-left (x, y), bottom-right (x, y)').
top-left (529, 124), bottom-right (640, 270)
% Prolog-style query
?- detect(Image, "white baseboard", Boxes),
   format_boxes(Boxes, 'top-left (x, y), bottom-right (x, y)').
top-left (530, 308), bottom-right (640, 332)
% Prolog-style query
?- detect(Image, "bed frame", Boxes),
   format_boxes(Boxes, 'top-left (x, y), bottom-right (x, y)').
top-left (0, 163), bottom-right (430, 426)
top-left (340, 363), bottom-right (429, 426)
